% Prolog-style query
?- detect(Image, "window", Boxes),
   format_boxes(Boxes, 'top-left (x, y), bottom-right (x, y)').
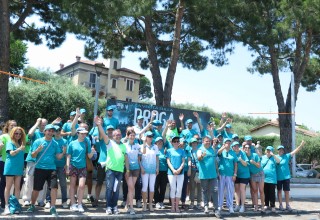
top-left (113, 61), bottom-right (117, 69)
top-left (126, 98), bottom-right (132, 102)
top-left (89, 73), bottom-right (96, 88)
top-left (126, 79), bottom-right (134, 91)
top-left (67, 72), bottom-right (74, 78)
top-left (111, 79), bottom-right (117, 88)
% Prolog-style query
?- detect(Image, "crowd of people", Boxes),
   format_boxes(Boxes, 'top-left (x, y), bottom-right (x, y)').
top-left (0, 107), bottom-right (306, 217)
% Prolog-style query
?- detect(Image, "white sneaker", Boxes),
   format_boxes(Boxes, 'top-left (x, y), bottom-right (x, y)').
top-left (186, 195), bottom-right (190, 202)
top-left (234, 205), bottom-right (240, 212)
top-left (24, 200), bottom-right (30, 206)
top-left (160, 202), bottom-right (165, 209)
top-left (45, 202), bottom-right (51, 209)
top-left (106, 207), bottom-right (112, 215)
top-left (229, 206), bottom-right (234, 213)
top-left (204, 206), bottom-right (209, 214)
top-left (155, 203), bottom-right (161, 209)
top-left (209, 201), bottom-right (213, 208)
top-left (62, 202), bottom-right (69, 209)
top-left (3, 206), bottom-right (10, 215)
top-left (78, 204), bottom-right (84, 213)
top-left (239, 206), bottom-right (245, 213)
top-left (70, 204), bottom-right (78, 211)
top-left (136, 200), bottom-right (142, 208)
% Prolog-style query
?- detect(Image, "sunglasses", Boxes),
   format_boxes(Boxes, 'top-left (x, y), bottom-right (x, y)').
top-left (14, 133), bottom-right (22, 135)
top-left (172, 141), bottom-right (179, 143)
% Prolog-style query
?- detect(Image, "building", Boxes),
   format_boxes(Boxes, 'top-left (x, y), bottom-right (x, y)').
top-left (55, 56), bottom-right (144, 102)
top-left (250, 119), bottom-right (319, 137)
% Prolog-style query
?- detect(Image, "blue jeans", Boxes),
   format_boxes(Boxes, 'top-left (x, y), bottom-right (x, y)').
top-left (45, 167), bottom-right (68, 203)
top-left (106, 169), bottom-right (123, 208)
top-left (201, 178), bottom-right (218, 208)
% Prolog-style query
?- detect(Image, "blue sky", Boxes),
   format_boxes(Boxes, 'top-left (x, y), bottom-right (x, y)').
top-left (25, 34), bottom-right (320, 131)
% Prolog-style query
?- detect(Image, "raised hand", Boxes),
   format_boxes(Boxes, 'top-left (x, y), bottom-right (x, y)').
top-left (193, 112), bottom-right (199, 118)
top-left (179, 113), bottom-right (184, 121)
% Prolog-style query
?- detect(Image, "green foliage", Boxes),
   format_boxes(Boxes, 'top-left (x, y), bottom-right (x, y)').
top-left (139, 76), bottom-right (153, 100)
top-left (8, 68), bottom-right (105, 129)
top-left (10, 34), bottom-right (28, 74)
top-left (23, 66), bottom-right (55, 82)
top-left (296, 136), bottom-right (320, 164)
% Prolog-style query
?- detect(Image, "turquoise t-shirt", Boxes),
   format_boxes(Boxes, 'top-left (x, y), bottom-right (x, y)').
top-left (190, 148), bottom-right (199, 171)
top-left (261, 155), bottom-right (278, 184)
top-left (4, 141), bottom-right (24, 176)
top-left (183, 145), bottom-right (191, 172)
top-left (235, 150), bottom-right (250, 178)
top-left (166, 148), bottom-right (185, 175)
top-left (103, 116), bottom-right (119, 129)
top-left (98, 141), bottom-right (107, 164)
top-left (62, 122), bottom-right (72, 141)
top-left (126, 142), bottom-right (141, 170)
top-left (141, 144), bottom-right (159, 174)
top-left (220, 130), bottom-right (233, 139)
top-left (276, 153), bottom-right (292, 181)
top-left (31, 129), bottom-right (44, 143)
top-left (197, 145), bottom-right (217, 179)
top-left (158, 147), bottom-right (168, 172)
top-left (201, 129), bottom-right (219, 138)
top-left (89, 126), bottom-right (101, 153)
top-left (218, 150), bottom-right (238, 176)
top-left (247, 153), bottom-right (263, 175)
top-left (180, 129), bottom-right (198, 143)
top-left (67, 139), bottom-right (91, 169)
top-left (31, 138), bottom-right (61, 170)
top-left (54, 138), bottom-right (67, 168)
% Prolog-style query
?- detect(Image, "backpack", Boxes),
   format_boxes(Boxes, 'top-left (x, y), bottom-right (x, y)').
top-left (9, 195), bottom-right (22, 214)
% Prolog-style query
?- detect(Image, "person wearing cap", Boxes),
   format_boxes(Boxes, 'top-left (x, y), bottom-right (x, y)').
top-left (140, 131), bottom-right (159, 212)
top-left (197, 135), bottom-right (220, 217)
top-left (154, 136), bottom-right (168, 210)
top-left (243, 143), bottom-right (265, 212)
top-left (232, 141), bottom-right (250, 213)
top-left (189, 138), bottom-right (201, 210)
top-left (217, 138), bottom-right (238, 213)
top-left (261, 146), bottom-right (280, 212)
top-left (165, 119), bottom-right (180, 142)
top-left (232, 134), bottom-right (239, 143)
top-left (27, 124), bottom-right (66, 216)
top-left (133, 115), bottom-right (144, 142)
top-left (103, 106), bottom-right (119, 129)
top-left (60, 111), bottom-right (76, 140)
top-left (65, 127), bottom-right (96, 213)
top-left (94, 116), bottom-right (127, 215)
top-left (166, 134), bottom-right (185, 213)
top-left (244, 135), bottom-right (256, 154)
top-left (276, 140), bottom-right (306, 211)
top-left (179, 112), bottom-right (202, 143)
top-left (122, 129), bottom-right (141, 215)
top-left (219, 117), bottom-right (233, 139)
top-left (78, 108), bottom-right (87, 124)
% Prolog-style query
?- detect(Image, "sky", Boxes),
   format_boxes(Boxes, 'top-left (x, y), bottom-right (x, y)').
top-left (25, 34), bottom-right (320, 131)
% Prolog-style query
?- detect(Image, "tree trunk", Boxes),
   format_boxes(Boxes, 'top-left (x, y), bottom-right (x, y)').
top-left (0, 0), bottom-right (10, 122)
top-left (163, 0), bottom-right (185, 107)
top-left (144, 15), bottom-right (164, 106)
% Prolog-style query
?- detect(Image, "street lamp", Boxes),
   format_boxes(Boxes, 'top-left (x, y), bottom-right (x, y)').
top-left (93, 63), bottom-right (105, 124)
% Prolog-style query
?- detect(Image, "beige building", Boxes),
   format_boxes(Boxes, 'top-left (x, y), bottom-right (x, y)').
top-left (250, 119), bottom-right (319, 137)
top-left (55, 56), bottom-right (144, 102)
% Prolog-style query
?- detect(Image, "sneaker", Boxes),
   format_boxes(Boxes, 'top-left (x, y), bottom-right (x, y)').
top-left (113, 207), bottom-right (120, 215)
top-left (229, 206), bottom-right (234, 213)
top-left (215, 209), bottom-right (221, 218)
top-left (286, 205), bottom-right (293, 212)
top-left (204, 206), bottom-right (209, 214)
top-left (70, 204), bottom-right (78, 212)
top-left (234, 205), bottom-right (240, 212)
top-left (186, 195), bottom-right (190, 202)
top-left (120, 201), bottom-right (126, 208)
top-left (38, 201), bottom-right (45, 207)
top-left (50, 207), bottom-right (58, 216)
top-left (130, 208), bottom-right (135, 215)
top-left (92, 199), bottom-right (98, 207)
top-left (24, 200), bottom-right (30, 206)
top-left (45, 202), bottom-right (51, 209)
top-left (271, 207), bottom-right (276, 212)
top-left (239, 206), bottom-right (245, 213)
top-left (3, 206), bottom-right (10, 215)
top-left (62, 202), bottom-right (69, 209)
top-left (279, 204), bottom-right (285, 211)
top-left (89, 196), bottom-right (95, 203)
top-left (209, 201), bottom-right (213, 208)
top-left (27, 204), bottom-right (36, 213)
top-left (106, 207), bottom-right (112, 215)
top-left (136, 200), bottom-right (142, 208)
top-left (189, 204), bottom-right (194, 209)
top-left (160, 202), bottom-right (165, 209)
top-left (156, 202), bottom-right (161, 209)
top-left (78, 204), bottom-right (84, 213)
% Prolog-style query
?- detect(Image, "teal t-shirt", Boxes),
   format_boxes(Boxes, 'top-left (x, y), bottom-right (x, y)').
top-left (235, 150), bottom-right (250, 178)
top-left (190, 148), bottom-right (199, 171)
top-left (31, 138), bottom-right (61, 170)
top-left (247, 153), bottom-right (263, 175)
top-left (103, 116), bottom-right (119, 129)
top-left (183, 145), bottom-right (191, 172)
top-left (261, 155), bottom-right (278, 184)
top-left (220, 130), bottom-right (233, 139)
top-left (4, 141), bottom-right (24, 176)
top-left (197, 145), bottom-right (217, 179)
top-left (276, 153), bottom-right (292, 181)
top-left (180, 129), bottom-right (198, 143)
top-left (201, 129), bottom-right (218, 138)
top-left (166, 148), bottom-right (185, 175)
top-left (62, 122), bottom-right (72, 141)
top-left (218, 150), bottom-right (238, 176)
top-left (158, 147), bottom-right (168, 171)
top-left (89, 126), bottom-right (101, 153)
top-left (54, 138), bottom-right (67, 168)
top-left (98, 141), bottom-right (107, 164)
top-left (67, 139), bottom-right (91, 169)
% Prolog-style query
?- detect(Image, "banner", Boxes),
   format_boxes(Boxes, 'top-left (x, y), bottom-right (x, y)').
top-left (106, 99), bottom-right (211, 136)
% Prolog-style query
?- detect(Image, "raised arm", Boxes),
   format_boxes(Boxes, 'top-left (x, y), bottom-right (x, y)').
top-left (290, 140), bottom-right (305, 157)
top-left (162, 120), bottom-right (171, 143)
top-left (71, 108), bottom-right (80, 136)
top-left (94, 116), bottom-right (109, 144)
top-left (179, 113), bottom-right (184, 130)
top-left (193, 112), bottom-right (203, 132)
top-left (217, 144), bottom-right (227, 155)
top-left (216, 118), bottom-right (232, 132)
top-left (28, 118), bottom-right (42, 137)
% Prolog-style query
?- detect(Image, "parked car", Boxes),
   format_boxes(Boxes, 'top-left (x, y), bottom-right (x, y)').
top-left (296, 164), bottom-right (314, 178)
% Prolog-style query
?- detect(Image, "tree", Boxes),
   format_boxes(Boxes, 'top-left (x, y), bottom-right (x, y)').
top-left (139, 76), bottom-right (153, 100)
top-left (23, 66), bottom-right (54, 82)
top-left (60, 0), bottom-right (233, 106)
top-left (10, 35), bottom-right (28, 75)
top-left (0, 0), bottom-right (67, 122)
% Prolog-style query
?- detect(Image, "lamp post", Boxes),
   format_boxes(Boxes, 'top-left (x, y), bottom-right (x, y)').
top-left (93, 63), bottom-right (105, 124)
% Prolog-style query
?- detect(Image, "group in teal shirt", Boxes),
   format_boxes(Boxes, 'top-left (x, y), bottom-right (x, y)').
top-left (197, 145), bottom-right (217, 179)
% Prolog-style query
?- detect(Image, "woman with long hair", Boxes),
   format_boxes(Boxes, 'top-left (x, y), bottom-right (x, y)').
top-left (3, 127), bottom-right (26, 215)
